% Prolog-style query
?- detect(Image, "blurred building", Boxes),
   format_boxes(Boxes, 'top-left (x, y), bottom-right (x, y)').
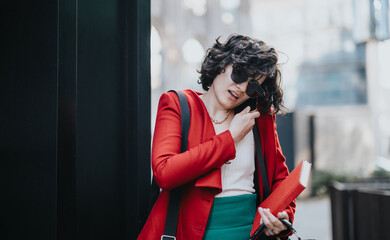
top-left (151, 0), bottom-right (390, 177)
top-left (250, 0), bottom-right (376, 176)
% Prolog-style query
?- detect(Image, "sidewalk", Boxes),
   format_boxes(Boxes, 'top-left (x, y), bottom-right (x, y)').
top-left (293, 195), bottom-right (332, 240)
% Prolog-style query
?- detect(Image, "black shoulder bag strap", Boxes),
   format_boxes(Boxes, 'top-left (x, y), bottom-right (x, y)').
top-left (249, 122), bottom-right (271, 240)
top-left (162, 90), bottom-right (190, 240)
top-left (253, 122), bottom-right (270, 200)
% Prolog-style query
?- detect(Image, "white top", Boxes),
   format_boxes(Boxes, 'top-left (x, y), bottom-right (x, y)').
top-left (215, 129), bottom-right (256, 198)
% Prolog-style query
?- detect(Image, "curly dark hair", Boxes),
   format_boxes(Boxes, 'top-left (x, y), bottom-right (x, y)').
top-left (198, 34), bottom-right (286, 114)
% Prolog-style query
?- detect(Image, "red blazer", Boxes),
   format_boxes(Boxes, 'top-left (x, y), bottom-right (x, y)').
top-left (138, 89), bottom-right (295, 240)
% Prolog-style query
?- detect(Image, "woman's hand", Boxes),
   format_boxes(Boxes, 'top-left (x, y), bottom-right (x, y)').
top-left (229, 106), bottom-right (260, 144)
top-left (258, 207), bottom-right (289, 236)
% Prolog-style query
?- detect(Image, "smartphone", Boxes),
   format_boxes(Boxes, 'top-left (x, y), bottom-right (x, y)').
top-left (234, 98), bottom-right (257, 114)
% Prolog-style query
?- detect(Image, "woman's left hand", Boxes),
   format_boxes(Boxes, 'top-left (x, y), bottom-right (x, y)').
top-left (258, 207), bottom-right (289, 236)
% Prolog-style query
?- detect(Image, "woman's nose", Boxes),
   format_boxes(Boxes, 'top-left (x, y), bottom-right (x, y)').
top-left (235, 81), bottom-right (248, 91)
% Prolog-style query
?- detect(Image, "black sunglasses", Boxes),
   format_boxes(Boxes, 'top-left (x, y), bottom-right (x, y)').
top-left (231, 69), bottom-right (266, 98)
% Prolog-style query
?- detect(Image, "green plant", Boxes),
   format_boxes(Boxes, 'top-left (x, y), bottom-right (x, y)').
top-left (310, 170), bottom-right (356, 196)
top-left (371, 169), bottom-right (390, 179)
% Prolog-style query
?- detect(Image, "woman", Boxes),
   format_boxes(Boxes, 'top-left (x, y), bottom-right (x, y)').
top-left (139, 34), bottom-right (296, 240)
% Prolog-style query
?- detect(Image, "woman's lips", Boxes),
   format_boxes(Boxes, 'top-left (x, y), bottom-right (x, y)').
top-left (228, 90), bottom-right (239, 100)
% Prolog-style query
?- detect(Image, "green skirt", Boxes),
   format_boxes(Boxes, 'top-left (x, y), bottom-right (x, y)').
top-left (203, 194), bottom-right (259, 240)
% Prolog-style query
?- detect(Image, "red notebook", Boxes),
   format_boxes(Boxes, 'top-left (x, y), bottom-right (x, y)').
top-left (250, 160), bottom-right (312, 236)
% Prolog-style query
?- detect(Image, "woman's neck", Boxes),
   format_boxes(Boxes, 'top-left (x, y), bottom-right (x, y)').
top-left (201, 89), bottom-right (231, 120)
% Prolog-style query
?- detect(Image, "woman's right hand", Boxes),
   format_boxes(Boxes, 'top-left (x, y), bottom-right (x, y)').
top-left (229, 106), bottom-right (260, 144)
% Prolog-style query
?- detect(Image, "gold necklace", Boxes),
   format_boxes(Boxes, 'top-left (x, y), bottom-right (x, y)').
top-left (210, 109), bottom-right (232, 124)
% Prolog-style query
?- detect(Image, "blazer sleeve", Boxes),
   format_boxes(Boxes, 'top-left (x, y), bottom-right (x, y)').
top-left (152, 92), bottom-right (236, 190)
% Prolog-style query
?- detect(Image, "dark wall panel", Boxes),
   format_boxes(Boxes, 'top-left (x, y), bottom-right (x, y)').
top-left (57, 0), bottom-right (77, 239)
top-left (3, 0), bottom-right (150, 239)
top-left (76, 0), bottom-right (126, 238)
top-left (1, 1), bottom-right (58, 239)
top-left (126, 0), bottom-right (152, 237)
top-left (56, 0), bottom-right (151, 239)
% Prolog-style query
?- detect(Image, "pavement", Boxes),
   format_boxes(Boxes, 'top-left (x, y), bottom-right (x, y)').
top-left (293, 195), bottom-right (332, 240)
